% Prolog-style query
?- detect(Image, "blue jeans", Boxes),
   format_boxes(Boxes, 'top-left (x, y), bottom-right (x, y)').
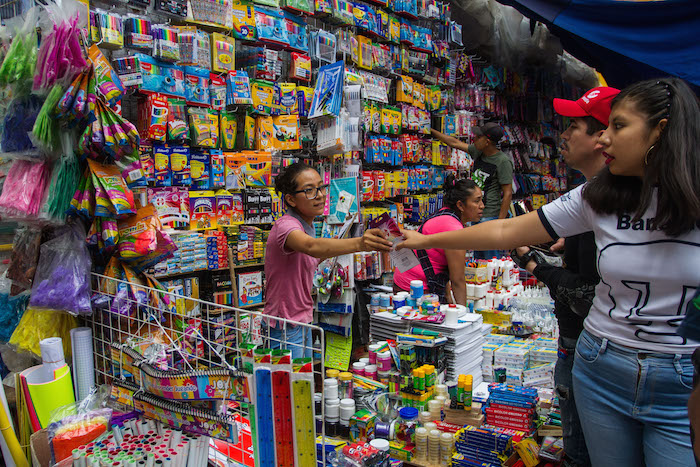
top-left (556, 336), bottom-right (590, 466)
top-left (473, 217), bottom-right (504, 261)
top-left (572, 330), bottom-right (695, 466)
top-left (268, 324), bottom-right (313, 359)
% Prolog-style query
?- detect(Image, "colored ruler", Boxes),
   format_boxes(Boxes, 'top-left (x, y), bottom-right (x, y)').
top-left (292, 379), bottom-right (317, 467)
top-left (254, 368), bottom-right (275, 466)
top-left (272, 371), bottom-right (294, 467)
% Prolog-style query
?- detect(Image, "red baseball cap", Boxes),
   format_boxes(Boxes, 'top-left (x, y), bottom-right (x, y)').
top-left (553, 86), bottom-right (621, 126)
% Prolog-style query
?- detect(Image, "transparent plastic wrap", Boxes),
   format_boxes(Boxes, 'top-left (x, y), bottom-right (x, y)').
top-left (32, 10), bottom-right (88, 92)
top-left (29, 222), bottom-right (92, 315)
top-left (0, 6), bottom-right (38, 95)
top-left (39, 135), bottom-right (81, 224)
top-left (6, 226), bottom-right (42, 294)
top-left (8, 306), bottom-right (77, 358)
top-left (458, 0), bottom-right (494, 50)
top-left (48, 406), bottom-right (112, 464)
top-left (492, 5), bottom-right (531, 69)
top-left (0, 272), bottom-right (29, 342)
top-left (0, 158), bottom-right (51, 220)
top-left (0, 94), bottom-right (43, 156)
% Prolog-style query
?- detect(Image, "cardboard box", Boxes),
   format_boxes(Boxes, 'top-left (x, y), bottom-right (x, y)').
top-left (349, 409), bottom-right (375, 442)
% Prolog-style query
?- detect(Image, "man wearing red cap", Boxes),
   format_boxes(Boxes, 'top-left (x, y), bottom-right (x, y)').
top-left (512, 86), bottom-right (619, 467)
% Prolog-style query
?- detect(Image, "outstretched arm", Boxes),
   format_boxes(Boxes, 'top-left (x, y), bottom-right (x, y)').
top-left (397, 210), bottom-right (553, 252)
top-left (431, 129), bottom-right (471, 152)
top-left (286, 228), bottom-right (392, 260)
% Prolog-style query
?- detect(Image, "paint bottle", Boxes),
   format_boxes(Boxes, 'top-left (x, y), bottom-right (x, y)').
top-left (377, 351), bottom-right (392, 372)
top-left (338, 372), bottom-right (353, 399)
top-left (410, 280), bottom-right (424, 299)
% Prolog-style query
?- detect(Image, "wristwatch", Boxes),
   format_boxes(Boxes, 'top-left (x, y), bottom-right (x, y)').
top-left (511, 248), bottom-right (546, 270)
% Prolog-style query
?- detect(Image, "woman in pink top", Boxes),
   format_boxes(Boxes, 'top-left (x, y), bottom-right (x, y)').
top-left (265, 162), bottom-right (392, 358)
top-left (394, 175), bottom-right (484, 305)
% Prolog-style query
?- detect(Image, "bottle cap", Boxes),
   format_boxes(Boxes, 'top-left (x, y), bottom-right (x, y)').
top-left (339, 372), bottom-right (353, 381)
top-left (370, 439), bottom-right (390, 452)
top-left (399, 407), bottom-right (418, 420)
top-left (326, 369), bottom-right (339, 378)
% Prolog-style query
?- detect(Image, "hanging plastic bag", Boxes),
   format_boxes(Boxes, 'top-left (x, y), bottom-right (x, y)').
top-left (0, 158), bottom-right (51, 220)
top-left (0, 6), bottom-right (39, 95)
top-left (117, 204), bottom-right (176, 272)
top-left (39, 134), bottom-right (81, 224)
top-left (31, 84), bottom-right (64, 154)
top-left (6, 226), bottom-right (42, 295)
top-left (33, 13), bottom-right (88, 91)
top-left (0, 272), bottom-right (30, 342)
top-left (1, 94), bottom-right (42, 155)
top-left (29, 222), bottom-right (92, 315)
top-left (9, 306), bottom-right (77, 358)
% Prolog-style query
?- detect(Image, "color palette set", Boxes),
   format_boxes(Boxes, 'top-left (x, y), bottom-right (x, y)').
top-left (71, 418), bottom-right (209, 467)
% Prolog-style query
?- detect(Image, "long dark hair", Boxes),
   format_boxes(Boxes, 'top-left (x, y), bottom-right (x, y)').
top-left (444, 174), bottom-right (479, 211)
top-left (583, 77), bottom-right (700, 236)
top-left (274, 162), bottom-right (314, 207)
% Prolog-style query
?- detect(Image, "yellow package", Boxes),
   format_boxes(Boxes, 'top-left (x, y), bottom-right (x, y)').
top-left (241, 151), bottom-right (272, 186)
top-left (272, 115), bottom-right (300, 150)
top-left (243, 114), bottom-right (256, 149)
top-left (389, 16), bottom-right (400, 43)
top-left (514, 439), bottom-right (540, 467)
top-left (413, 83), bottom-right (425, 110)
top-left (231, 0), bottom-right (256, 41)
top-left (256, 116), bottom-right (275, 151)
top-left (225, 152), bottom-right (246, 189)
top-left (277, 82), bottom-right (298, 115)
top-left (251, 80), bottom-right (274, 115)
top-left (211, 33), bottom-right (235, 73)
top-left (396, 75), bottom-right (413, 104)
top-left (427, 85), bottom-right (441, 111)
top-left (357, 35), bottom-right (373, 70)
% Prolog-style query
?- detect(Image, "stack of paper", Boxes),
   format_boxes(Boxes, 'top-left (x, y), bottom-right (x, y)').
top-left (369, 312), bottom-right (411, 342)
top-left (413, 313), bottom-right (485, 385)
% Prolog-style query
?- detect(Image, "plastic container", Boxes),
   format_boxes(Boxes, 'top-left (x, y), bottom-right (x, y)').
top-left (370, 438), bottom-right (390, 452)
top-left (359, 357), bottom-right (370, 365)
top-left (440, 432), bottom-right (455, 464)
top-left (339, 399), bottom-right (356, 422)
top-left (377, 351), bottom-right (392, 372)
top-left (423, 422), bottom-right (437, 432)
top-left (379, 293), bottom-right (392, 308)
top-left (352, 361), bottom-right (366, 376)
top-left (435, 384), bottom-right (448, 398)
top-left (397, 407), bottom-right (418, 445)
top-left (364, 364), bottom-right (378, 380)
top-left (314, 392), bottom-right (323, 415)
top-left (410, 280), bottom-right (424, 299)
top-left (325, 398), bottom-right (340, 419)
top-left (338, 372), bottom-right (353, 399)
top-left (323, 378), bottom-right (339, 400)
top-left (326, 369), bottom-right (339, 379)
top-left (368, 344), bottom-right (380, 364)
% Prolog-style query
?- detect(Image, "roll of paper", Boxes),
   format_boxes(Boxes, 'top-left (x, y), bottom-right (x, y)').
top-left (40, 337), bottom-right (65, 379)
top-left (70, 327), bottom-right (95, 401)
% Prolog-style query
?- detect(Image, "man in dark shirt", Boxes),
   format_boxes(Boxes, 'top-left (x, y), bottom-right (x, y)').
top-left (513, 87), bottom-right (619, 467)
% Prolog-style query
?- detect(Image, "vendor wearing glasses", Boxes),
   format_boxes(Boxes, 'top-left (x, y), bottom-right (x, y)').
top-left (264, 162), bottom-right (392, 358)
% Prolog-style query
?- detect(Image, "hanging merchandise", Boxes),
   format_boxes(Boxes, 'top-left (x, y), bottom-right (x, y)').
top-left (28, 222), bottom-right (92, 315)
top-left (1, 94), bottom-right (43, 155)
top-left (32, 13), bottom-right (88, 91)
top-left (0, 159), bottom-right (50, 220)
top-left (124, 15), bottom-right (153, 51)
top-left (211, 33), bottom-right (235, 73)
top-left (39, 138), bottom-right (81, 224)
top-left (31, 84), bottom-right (64, 153)
top-left (309, 60), bottom-right (344, 118)
top-left (0, 8), bottom-right (38, 95)
top-left (152, 24), bottom-right (181, 63)
top-left (7, 226), bottom-right (42, 295)
top-left (117, 203), bottom-right (177, 272)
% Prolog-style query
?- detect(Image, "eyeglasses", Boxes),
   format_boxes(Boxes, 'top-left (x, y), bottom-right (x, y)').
top-left (293, 184), bottom-right (329, 200)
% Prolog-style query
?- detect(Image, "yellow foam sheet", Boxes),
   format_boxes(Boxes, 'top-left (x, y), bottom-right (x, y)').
top-left (23, 364), bottom-right (75, 428)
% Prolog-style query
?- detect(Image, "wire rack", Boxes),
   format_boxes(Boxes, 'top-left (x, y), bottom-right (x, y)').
top-left (85, 271), bottom-right (327, 466)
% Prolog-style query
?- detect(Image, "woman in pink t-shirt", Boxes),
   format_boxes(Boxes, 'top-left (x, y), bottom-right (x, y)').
top-left (265, 162), bottom-right (392, 358)
top-left (394, 175), bottom-right (483, 305)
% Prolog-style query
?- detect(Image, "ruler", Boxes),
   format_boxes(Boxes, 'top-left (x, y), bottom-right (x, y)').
top-left (292, 379), bottom-right (317, 467)
top-left (254, 368), bottom-right (275, 466)
top-left (273, 371), bottom-right (294, 467)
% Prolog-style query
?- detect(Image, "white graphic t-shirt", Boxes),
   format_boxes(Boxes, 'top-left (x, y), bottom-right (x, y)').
top-left (539, 185), bottom-right (700, 354)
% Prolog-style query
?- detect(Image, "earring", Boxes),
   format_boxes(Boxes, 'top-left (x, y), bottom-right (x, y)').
top-left (645, 144), bottom-right (656, 166)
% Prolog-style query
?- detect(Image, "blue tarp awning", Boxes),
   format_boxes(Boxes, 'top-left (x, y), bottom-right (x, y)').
top-left (496, 0), bottom-right (700, 90)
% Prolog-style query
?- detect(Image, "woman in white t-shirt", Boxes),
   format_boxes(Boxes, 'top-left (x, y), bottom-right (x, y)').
top-left (398, 77), bottom-right (700, 466)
